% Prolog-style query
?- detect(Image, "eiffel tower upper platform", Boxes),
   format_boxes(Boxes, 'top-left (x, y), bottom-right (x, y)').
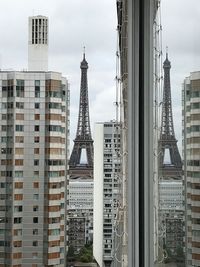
top-left (158, 53), bottom-right (182, 179)
top-left (69, 52), bottom-right (93, 179)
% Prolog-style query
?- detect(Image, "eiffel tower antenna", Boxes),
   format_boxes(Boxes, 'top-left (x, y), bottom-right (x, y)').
top-left (69, 52), bottom-right (93, 178)
top-left (158, 52), bottom-right (182, 178)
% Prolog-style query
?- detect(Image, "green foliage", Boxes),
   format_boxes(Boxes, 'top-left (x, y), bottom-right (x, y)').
top-left (77, 244), bottom-right (93, 263)
top-left (176, 245), bottom-right (184, 257)
top-left (68, 245), bottom-right (75, 257)
top-left (67, 243), bottom-right (94, 263)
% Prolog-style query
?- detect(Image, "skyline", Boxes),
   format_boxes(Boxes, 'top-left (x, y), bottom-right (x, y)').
top-left (162, 0), bottom-right (200, 152)
top-left (0, 0), bottom-right (117, 152)
top-left (0, 1), bottom-right (199, 266)
top-left (0, 0), bottom-right (200, 152)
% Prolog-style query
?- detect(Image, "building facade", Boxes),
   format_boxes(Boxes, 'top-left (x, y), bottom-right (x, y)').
top-left (159, 180), bottom-right (184, 255)
top-left (68, 179), bottom-right (93, 252)
top-left (0, 70), bottom-right (69, 266)
top-left (183, 71), bottom-right (200, 266)
top-left (68, 179), bottom-right (93, 210)
top-left (159, 181), bottom-right (183, 211)
top-left (93, 122), bottom-right (121, 267)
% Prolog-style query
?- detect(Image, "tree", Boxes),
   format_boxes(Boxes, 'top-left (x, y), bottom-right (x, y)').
top-left (67, 245), bottom-right (75, 257)
top-left (77, 244), bottom-right (93, 263)
top-left (176, 245), bottom-right (184, 257)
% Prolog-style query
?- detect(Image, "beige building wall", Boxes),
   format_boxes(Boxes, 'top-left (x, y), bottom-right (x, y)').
top-left (183, 72), bottom-right (200, 267)
top-left (0, 71), bottom-right (69, 267)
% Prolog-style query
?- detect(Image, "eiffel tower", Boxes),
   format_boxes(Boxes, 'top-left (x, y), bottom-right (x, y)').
top-left (69, 51), bottom-right (93, 178)
top-left (158, 52), bottom-right (182, 179)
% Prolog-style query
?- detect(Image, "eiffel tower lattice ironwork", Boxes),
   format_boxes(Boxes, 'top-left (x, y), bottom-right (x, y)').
top-left (69, 52), bottom-right (93, 178)
top-left (158, 53), bottom-right (182, 178)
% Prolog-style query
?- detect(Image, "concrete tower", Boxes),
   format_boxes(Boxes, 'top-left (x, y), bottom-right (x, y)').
top-left (28, 15), bottom-right (48, 71)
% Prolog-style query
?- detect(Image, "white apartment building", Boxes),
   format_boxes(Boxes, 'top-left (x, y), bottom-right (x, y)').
top-left (0, 15), bottom-right (69, 267)
top-left (0, 71), bottom-right (69, 267)
top-left (68, 179), bottom-right (93, 210)
top-left (93, 122), bottom-right (121, 267)
top-left (67, 179), bottom-right (93, 251)
top-left (183, 71), bottom-right (200, 267)
top-left (159, 180), bottom-right (183, 211)
top-left (158, 180), bottom-right (184, 255)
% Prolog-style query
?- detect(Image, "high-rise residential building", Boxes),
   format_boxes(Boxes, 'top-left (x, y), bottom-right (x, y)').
top-left (0, 15), bottom-right (69, 267)
top-left (93, 122), bottom-right (121, 267)
top-left (28, 15), bottom-right (48, 71)
top-left (0, 71), bottom-right (69, 267)
top-left (183, 71), bottom-right (200, 267)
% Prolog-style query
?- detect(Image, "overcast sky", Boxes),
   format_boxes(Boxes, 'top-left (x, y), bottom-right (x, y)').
top-left (0, 0), bottom-right (117, 151)
top-left (0, 0), bottom-right (200, 154)
top-left (162, 0), bottom-right (200, 152)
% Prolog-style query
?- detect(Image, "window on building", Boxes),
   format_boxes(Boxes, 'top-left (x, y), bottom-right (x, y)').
top-left (16, 102), bottom-right (24, 109)
top-left (33, 205), bottom-right (38, 212)
top-left (16, 80), bottom-right (25, 97)
top-left (32, 241), bottom-right (38, 247)
top-left (35, 103), bottom-right (40, 109)
top-left (13, 229), bottom-right (22, 236)
top-left (34, 148), bottom-right (40, 154)
top-left (14, 217), bottom-right (22, 224)
top-left (14, 206), bottom-right (23, 212)
top-left (15, 125), bottom-right (24, 132)
top-left (13, 241), bottom-right (22, 248)
top-left (34, 171), bottom-right (39, 179)
top-left (32, 252), bottom-right (38, 258)
top-left (16, 113), bottom-right (24, 120)
top-left (34, 160), bottom-right (39, 166)
top-left (33, 194), bottom-right (39, 200)
top-left (15, 183), bottom-right (23, 189)
top-left (15, 148), bottom-right (24, 155)
top-left (35, 80), bottom-right (40, 97)
top-left (15, 171), bottom-right (24, 178)
top-left (1, 113), bottom-right (13, 120)
top-left (14, 194), bottom-right (23, 201)
top-left (33, 217), bottom-right (38, 223)
top-left (15, 136), bottom-right (24, 143)
top-left (1, 103), bottom-right (7, 109)
top-left (33, 182), bottom-right (39, 189)
top-left (33, 229), bottom-right (38, 235)
top-left (34, 125), bottom-right (40, 131)
top-left (15, 159), bottom-right (23, 166)
top-left (34, 136), bottom-right (40, 143)
top-left (35, 114), bottom-right (40, 120)
top-left (2, 80), bottom-right (7, 97)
